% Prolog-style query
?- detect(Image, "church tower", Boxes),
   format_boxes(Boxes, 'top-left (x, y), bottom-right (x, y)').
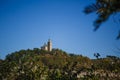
top-left (47, 39), bottom-right (52, 51)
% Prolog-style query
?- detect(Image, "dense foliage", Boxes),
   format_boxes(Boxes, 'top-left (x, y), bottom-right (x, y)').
top-left (0, 48), bottom-right (120, 80)
top-left (84, 0), bottom-right (120, 39)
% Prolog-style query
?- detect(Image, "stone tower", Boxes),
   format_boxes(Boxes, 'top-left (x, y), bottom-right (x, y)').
top-left (47, 39), bottom-right (52, 51)
top-left (41, 39), bottom-right (52, 52)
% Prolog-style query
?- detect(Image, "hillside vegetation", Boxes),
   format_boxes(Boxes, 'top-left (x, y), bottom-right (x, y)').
top-left (0, 48), bottom-right (120, 80)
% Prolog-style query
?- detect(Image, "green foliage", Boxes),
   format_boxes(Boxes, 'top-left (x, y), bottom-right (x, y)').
top-left (0, 48), bottom-right (120, 80)
top-left (94, 53), bottom-right (100, 59)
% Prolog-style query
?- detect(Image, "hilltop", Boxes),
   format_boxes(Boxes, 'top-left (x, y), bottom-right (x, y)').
top-left (0, 48), bottom-right (120, 80)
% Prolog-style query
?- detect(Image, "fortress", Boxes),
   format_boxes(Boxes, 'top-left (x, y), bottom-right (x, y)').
top-left (41, 39), bottom-right (52, 51)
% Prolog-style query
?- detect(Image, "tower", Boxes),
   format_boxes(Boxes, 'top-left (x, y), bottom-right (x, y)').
top-left (41, 39), bottom-right (52, 52)
top-left (47, 39), bottom-right (52, 51)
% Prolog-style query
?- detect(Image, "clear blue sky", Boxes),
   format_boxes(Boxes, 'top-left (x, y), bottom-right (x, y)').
top-left (0, 0), bottom-right (120, 59)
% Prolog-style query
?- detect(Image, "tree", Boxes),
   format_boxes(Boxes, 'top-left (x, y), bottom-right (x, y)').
top-left (84, 0), bottom-right (120, 39)
top-left (94, 53), bottom-right (100, 59)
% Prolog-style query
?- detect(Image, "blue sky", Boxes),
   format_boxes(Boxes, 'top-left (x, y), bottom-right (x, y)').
top-left (0, 0), bottom-right (120, 59)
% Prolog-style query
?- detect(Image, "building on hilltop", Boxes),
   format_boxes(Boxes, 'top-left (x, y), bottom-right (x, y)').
top-left (47, 39), bottom-right (52, 51)
top-left (41, 39), bottom-right (52, 51)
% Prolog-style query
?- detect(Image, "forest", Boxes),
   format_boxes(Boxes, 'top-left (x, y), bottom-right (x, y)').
top-left (0, 48), bottom-right (120, 80)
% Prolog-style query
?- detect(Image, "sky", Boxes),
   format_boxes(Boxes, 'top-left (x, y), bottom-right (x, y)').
top-left (0, 0), bottom-right (120, 59)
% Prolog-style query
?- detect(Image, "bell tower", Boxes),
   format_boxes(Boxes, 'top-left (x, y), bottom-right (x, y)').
top-left (47, 39), bottom-right (52, 51)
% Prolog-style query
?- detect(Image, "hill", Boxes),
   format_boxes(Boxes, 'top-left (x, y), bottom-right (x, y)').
top-left (0, 48), bottom-right (120, 80)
